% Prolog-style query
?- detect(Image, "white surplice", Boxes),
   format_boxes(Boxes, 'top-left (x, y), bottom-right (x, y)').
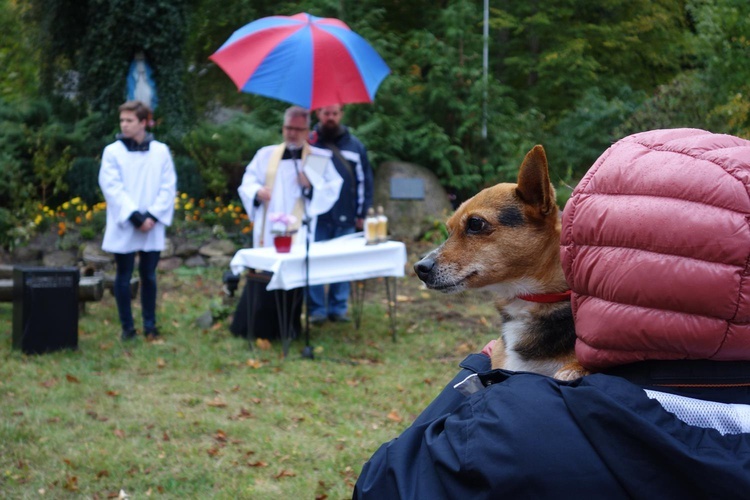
top-left (238, 144), bottom-right (343, 249)
top-left (98, 139), bottom-right (177, 254)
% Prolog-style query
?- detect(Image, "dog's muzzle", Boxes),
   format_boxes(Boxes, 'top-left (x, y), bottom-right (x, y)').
top-left (414, 253), bottom-right (437, 284)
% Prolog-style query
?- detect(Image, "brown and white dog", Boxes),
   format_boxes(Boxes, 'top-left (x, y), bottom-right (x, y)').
top-left (414, 145), bottom-right (585, 380)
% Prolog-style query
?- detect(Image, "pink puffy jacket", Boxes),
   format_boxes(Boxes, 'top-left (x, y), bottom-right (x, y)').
top-left (561, 128), bottom-right (750, 371)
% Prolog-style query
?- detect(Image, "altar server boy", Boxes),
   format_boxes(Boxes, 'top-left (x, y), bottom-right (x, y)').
top-left (99, 100), bottom-right (177, 341)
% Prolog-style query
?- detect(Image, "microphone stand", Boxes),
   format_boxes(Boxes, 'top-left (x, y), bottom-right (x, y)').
top-left (294, 151), bottom-right (315, 360)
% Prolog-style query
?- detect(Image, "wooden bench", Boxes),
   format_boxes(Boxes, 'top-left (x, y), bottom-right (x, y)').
top-left (0, 276), bottom-right (104, 303)
top-left (0, 265), bottom-right (139, 314)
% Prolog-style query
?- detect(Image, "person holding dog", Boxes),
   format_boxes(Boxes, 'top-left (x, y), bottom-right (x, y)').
top-left (99, 100), bottom-right (176, 341)
top-left (353, 128), bottom-right (750, 498)
top-left (307, 104), bottom-right (374, 324)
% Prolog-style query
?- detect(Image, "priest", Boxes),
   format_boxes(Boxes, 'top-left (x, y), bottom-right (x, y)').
top-left (231, 106), bottom-right (343, 340)
top-left (238, 106), bottom-right (343, 249)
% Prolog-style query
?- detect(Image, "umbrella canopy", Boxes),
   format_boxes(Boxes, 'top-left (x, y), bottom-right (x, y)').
top-left (209, 13), bottom-right (390, 110)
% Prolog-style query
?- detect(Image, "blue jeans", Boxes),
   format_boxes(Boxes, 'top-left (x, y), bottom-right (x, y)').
top-left (308, 221), bottom-right (355, 317)
top-left (114, 251), bottom-right (160, 332)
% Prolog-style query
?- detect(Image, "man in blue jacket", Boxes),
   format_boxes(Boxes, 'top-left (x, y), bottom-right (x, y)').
top-left (308, 104), bottom-right (374, 323)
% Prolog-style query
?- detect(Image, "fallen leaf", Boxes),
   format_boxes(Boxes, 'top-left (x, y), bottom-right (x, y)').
top-left (207, 397), bottom-right (227, 408)
top-left (423, 378), bottom-right (433, 385)
top-left (229, 408), bottom-right (254, 421)
top-left (41, 378), bottom-right (57, 388)
top-left (65, 374), bottom-right (80, 384)
top-left (156, 358), bottom-right (166, 369)
top-left (246, 358), bottom-right (263, 369)
top-left (96, 470), bottom-right (110, 479)
top-left (207, 447), bottom-right (220, 457)
top-left (63, 475), bottom-right (78, 491)
top-left (106, 390), bottom-right (119, 397)
top-left (113, 429), bottom-right (125, 439)
top-left (387, 410), bottom-right (403, 423)
top-left (479, 316), bottom-right (490, 327)
top-left (456, 342), bottom-right (473, 355)
top-left (247, 460), bottom-right (267, 467)
top-left (255, 338), bottom-right (272, 350)
top-left (162, 431), bottom-right (170, 441)
top-left (274, 469), bottom-right (296, 479)
top-left (213, 430), bottom-right (228, 442)
top-left (396, 294), bottom-right (411, 302)
top-left (231, 385), bottom-right (240, 392)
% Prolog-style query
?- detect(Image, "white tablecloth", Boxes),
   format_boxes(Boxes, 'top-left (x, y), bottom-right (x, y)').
top-left (230, 233), bottom-right (407, 291)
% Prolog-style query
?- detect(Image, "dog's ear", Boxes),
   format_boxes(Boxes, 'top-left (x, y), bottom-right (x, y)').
top-left (516, 145), bottom-right (555, 215)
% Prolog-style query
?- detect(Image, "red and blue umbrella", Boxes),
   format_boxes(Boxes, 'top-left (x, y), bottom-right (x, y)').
top-left (209, 13), bottom-right (390, 110)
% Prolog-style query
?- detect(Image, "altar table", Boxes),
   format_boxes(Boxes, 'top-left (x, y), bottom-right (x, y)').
top-left (229, 233), bottom-right (407, 355)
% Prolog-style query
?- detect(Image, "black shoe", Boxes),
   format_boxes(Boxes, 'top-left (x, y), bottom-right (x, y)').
top-left (329, 314), bottom-right (351, 323)
top-left (309, 315), bottom-right (328, 325)
top-left (121, 328), bottom-right (137, 341)
top-left (144, 328), bottom-right (161, 341)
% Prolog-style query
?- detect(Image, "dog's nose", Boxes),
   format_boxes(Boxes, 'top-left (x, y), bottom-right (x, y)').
top-left (414, 256), bottom-right (435, 280)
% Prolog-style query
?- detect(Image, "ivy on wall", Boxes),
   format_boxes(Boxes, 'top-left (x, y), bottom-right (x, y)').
top-left (32, 0), bottom-right (191, 133)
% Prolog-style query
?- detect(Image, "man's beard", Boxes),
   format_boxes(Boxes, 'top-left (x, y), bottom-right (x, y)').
top-left (319, 123), bottom-right (341, 140)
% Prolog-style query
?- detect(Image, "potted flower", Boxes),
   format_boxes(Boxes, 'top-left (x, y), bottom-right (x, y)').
top-left (268, 212), bottom-right (298, 253)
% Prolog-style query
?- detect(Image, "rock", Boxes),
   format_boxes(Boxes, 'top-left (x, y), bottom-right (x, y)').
top-left (11, 245), bottom-right (42, 264)
top-left (373, 161), bottom-right (453, 242)
top-left (199, 239), bottom-right (237, 257)
top-left (161, 237), bottom-right (175, 258)
top-left (208, 255), bottom-right (233, 268)
top-left (80, 242), bottom-right (112, 268)
top-left (184, 255), bottom-right (207, 268)
top-left (157, 257), bottom-right (182, 272)
top-left (42, 250), bottom-right (78, 267)
top-left (195, 310), bottom-right (214, 329)
top-left (175, 241), bottom-right (202, 258)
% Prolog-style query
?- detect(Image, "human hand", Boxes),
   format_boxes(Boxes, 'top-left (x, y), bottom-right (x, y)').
top-left (256, 187), bottom-right (271, 202)
top-left (298, 172), bottom-right (311, 189)
top-left (139, 218), bottom-right (156, 232)
top-left (481, 339), bottom-right (496, 358)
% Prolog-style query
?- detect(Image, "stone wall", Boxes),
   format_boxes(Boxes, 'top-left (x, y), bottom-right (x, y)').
top-left (0, 233), bottom-right (239, 274)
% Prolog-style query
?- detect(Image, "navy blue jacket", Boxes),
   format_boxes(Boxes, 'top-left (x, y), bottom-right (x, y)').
top-left (310, 125), bottom-right (374, 228)
top-left (354, 354), bottom-right (750, 499)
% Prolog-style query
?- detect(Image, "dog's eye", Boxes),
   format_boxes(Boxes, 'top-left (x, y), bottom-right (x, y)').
top-left (466, 217), bottom-right (486, 234)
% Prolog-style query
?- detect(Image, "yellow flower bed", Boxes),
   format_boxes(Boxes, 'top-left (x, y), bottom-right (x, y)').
top-left (33, 194), bottom-right (253, 238)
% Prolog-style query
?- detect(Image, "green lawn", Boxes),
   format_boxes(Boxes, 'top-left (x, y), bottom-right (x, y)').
top-left (0, 248), bottom-right (498, 498)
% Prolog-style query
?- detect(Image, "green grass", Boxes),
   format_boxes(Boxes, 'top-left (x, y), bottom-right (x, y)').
top-left (0, 245), bottom-right (499, 498)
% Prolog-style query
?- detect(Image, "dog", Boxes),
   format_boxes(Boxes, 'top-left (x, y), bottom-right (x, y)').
top-left (414, 145), bottom-right (586, 380)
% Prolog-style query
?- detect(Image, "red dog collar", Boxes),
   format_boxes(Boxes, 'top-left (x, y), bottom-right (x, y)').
top-left (517, 290), bottom-right (572, 303)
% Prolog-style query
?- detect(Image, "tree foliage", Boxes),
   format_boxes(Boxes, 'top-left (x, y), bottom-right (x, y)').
top-left (30, 0), bottom-right (191, 132)
top-left (1, 0), bottom-right (750, 238)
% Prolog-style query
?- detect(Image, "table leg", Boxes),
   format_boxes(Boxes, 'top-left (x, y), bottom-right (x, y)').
top-left (274, 288), bottom-right (302, 358)
top-left (351, 280), bottom-right (366, 330)
top-left (384, 277), bottom-right (397, 342)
